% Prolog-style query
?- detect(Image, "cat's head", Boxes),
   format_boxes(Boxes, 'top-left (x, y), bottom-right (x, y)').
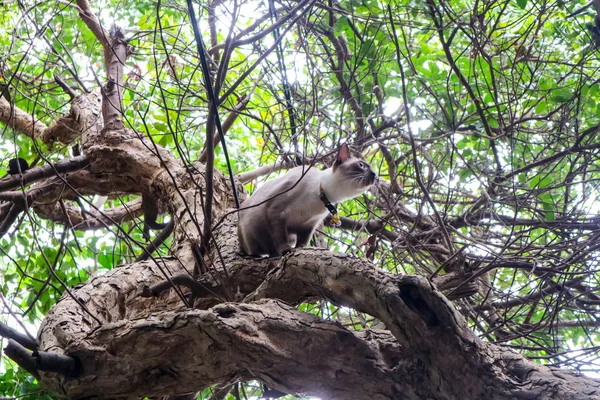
top-left (328, 144), bottom-right (377, 202)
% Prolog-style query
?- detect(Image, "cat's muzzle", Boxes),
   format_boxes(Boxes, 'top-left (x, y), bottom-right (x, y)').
top-left (368, 171), bottom-right (378, 185)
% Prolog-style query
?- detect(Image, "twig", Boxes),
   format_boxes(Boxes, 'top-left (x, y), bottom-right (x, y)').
top-left (186, 0), bottom-right (240, 278)
top-left (54, 75), bottom-right (77, 99)
top-left (136, 219), bottom-right (176, 262)
top-left (387, 5), bottom-right (454, 252)
top-left (199, 93), bottom-right (252, 162)
top-left (237, 156), bottom-right (310, 184)
top-left (268, 0), bottom-right (300, 163)
top-left (0, 322), bottom-right (37, 351)
top-left (0, 203), bottom-right (24, 238)
top-left (566, 1), bottom-right (593, 18)
top-left (218, 0), bottom-right (316, 103)
top-left (3, 340), bottom-right (40, 380)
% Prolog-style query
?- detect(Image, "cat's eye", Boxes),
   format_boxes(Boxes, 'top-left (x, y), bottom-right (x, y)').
top-left (359, 162), bottom-right (365, 168)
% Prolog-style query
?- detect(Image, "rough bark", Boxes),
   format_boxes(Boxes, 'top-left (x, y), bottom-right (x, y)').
top-left (42, 300), bottom-right (411, 399)
top-left (0, 90), bottom-right (101, 144)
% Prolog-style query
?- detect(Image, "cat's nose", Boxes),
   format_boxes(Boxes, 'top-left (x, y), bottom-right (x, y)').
top-left (369, 171), bottom-right (377, 184)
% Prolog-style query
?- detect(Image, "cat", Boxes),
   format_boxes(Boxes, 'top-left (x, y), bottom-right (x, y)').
top-left (238, 144), bottom-right (377, 257)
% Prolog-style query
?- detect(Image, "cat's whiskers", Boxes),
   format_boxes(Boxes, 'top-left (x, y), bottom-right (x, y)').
top-left (338, 174), bottom-right (362, 188)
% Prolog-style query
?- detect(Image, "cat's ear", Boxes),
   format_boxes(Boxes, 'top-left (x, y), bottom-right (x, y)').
top-left (334, 144), bottom-right (351, 169)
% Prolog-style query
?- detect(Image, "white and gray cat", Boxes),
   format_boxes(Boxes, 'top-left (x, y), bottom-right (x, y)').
top-left (238, 144), bottom-right (377, 257)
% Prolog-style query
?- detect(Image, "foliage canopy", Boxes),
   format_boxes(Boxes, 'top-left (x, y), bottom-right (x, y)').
top-left (1, 0), bottom-right (600, 397)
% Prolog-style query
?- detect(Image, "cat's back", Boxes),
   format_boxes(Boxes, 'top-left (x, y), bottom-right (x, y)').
top-left (241, 165), bottom-right (320, 208)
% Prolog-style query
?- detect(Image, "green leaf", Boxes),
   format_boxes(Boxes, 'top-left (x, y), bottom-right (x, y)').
top-left (456, 139), bottom-right (469, 149)
top-left (516, 0), bottom-right (527, 9)
top-left (333, 16), bottom-right (351, 36)
top-left (538, 77), bottom-right (553, 91)
top-left (535, 101), bottom-right (547, 114)
top-left (458, 169), bottom-right (472, 181)
top-left (540, 194), bottom-right (555, 221)
top-left (98, 253), bottom-right (113, 270)
top-left (530, 175), bottom-right (553, 189)
top-left (551, 88), bottom-right (574, 103)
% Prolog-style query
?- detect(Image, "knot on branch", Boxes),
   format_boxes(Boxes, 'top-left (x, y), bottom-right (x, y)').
top-left (398, 281), bottom-right (439, 328)
top-left (214, 304), bottom-right (237, 318)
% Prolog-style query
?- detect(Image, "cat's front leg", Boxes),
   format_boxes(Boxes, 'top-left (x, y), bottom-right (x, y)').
top-left (295, 227), bottom-right (315, 248)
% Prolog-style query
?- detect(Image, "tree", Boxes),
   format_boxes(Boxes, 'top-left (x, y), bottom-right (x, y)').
top-left (1, 0), bottom-right (600, 398)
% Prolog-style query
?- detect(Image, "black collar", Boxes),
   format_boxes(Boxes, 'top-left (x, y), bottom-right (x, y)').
top-left (319, 184), bottom-right (341, 227)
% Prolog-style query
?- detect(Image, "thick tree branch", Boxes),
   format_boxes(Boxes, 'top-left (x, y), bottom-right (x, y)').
top-left (0, 97), bottom-right (46, 139)
top-left (0, 89), bottom-right (101, 144)
top-left (42, 300), bottom-right (413, 399)
top-left (34, 197), bottom-right (144, 231)
top-left (39, 90), bottom-right (102, 144)
top-left (4, 340), bottom-right (40, 380)
top-left (36, 201), bottom-right (600, 399)
top-left (0, 156), bottom-right (90, 192)
top-left (38, 241), bottom-right (600, 399)
top-left (75, 0), bottom-right (110, 48)
top-left (0, 322), bottom-right (37, 351)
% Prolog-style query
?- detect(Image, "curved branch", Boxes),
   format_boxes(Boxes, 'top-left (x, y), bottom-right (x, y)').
top-left (42, 301), bottom-right (410, 399)
top-left (75, 0), bottom-right (110, 48)
top-left (37, 243), bottom-right (600, 399)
